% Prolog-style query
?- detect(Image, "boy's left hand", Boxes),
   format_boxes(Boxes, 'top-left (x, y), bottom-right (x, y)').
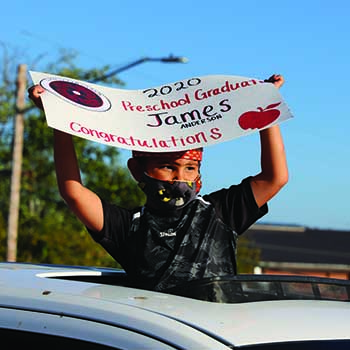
top-left (265, 74), bottom-right (284, 89)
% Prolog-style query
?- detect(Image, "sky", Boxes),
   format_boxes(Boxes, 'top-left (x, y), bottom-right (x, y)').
top-left (1, 0), bottom-right (350, 231)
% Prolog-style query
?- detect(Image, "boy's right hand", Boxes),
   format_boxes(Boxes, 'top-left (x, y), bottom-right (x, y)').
top-left (27, 85), bottom-right (45, 110)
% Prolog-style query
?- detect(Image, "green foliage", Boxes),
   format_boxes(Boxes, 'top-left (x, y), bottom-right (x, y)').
top-left (236, 236), bottom-right (261, 273)
top-left (0, 47), bottom-right (143, 266)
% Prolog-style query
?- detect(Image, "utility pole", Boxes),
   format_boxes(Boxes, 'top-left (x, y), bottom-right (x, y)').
top-left (6, 64), bottom-right (27, 262)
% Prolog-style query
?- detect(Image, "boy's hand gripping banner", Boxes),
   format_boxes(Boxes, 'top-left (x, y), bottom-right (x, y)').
top-left (29, 71), bottom-right (293, 152)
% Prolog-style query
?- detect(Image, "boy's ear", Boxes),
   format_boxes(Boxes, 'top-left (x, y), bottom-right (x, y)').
top-left (127, 158), bottom-right (144, 182)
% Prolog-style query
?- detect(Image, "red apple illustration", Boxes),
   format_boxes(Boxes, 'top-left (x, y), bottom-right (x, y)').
top-left (238, 102), bottom-right (281, 130)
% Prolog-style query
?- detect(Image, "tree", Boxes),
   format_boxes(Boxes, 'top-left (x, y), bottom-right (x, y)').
top-left (0, 47), bottom-right (145, 266)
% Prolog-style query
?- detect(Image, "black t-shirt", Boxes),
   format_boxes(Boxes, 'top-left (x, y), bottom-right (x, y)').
top-left (88, 176), bottom-right (267, 291)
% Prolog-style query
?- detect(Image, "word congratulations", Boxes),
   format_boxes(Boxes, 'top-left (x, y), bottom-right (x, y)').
top-left (69, 121), bottom-right (222, 149)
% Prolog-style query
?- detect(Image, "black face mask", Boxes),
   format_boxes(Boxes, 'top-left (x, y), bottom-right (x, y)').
top-left (138, 173), bottom-right (200, 212)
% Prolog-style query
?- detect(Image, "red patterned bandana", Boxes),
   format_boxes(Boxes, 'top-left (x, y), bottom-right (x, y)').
top-left (132, 148), bottom-right (203, 161)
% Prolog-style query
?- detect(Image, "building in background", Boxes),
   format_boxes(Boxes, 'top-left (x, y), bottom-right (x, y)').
top-left (245, 224), bottom-right (350, 279)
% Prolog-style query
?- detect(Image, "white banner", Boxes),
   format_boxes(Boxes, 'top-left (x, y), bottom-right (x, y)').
top-left (29, 71), bottom-right (293, 152)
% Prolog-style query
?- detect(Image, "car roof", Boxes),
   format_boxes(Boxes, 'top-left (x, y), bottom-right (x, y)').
top-left (1, 262), bottom-right (350, 347)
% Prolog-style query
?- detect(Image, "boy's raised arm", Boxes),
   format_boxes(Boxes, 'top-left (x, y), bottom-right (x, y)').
top-left (53, 129), bottom-right (104, 232)
top-left (249, 74), bottom-right (289, 208)
top-left (28, 85), bottom-right (104, 232)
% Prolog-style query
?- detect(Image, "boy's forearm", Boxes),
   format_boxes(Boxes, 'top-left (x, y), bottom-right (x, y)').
top-left (250, 124), bottom-right (288, 207)
top-left (259, 125), bottom-right (288, 186)
top-left (53, 129), bottom-right (82, 198)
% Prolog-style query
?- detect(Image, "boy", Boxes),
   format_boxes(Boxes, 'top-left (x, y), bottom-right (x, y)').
top-left (28, 74), bottom-right (288, 292)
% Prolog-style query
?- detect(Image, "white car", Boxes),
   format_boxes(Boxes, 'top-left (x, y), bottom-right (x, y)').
top-left (0, 262), bottom-right (349, 349)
